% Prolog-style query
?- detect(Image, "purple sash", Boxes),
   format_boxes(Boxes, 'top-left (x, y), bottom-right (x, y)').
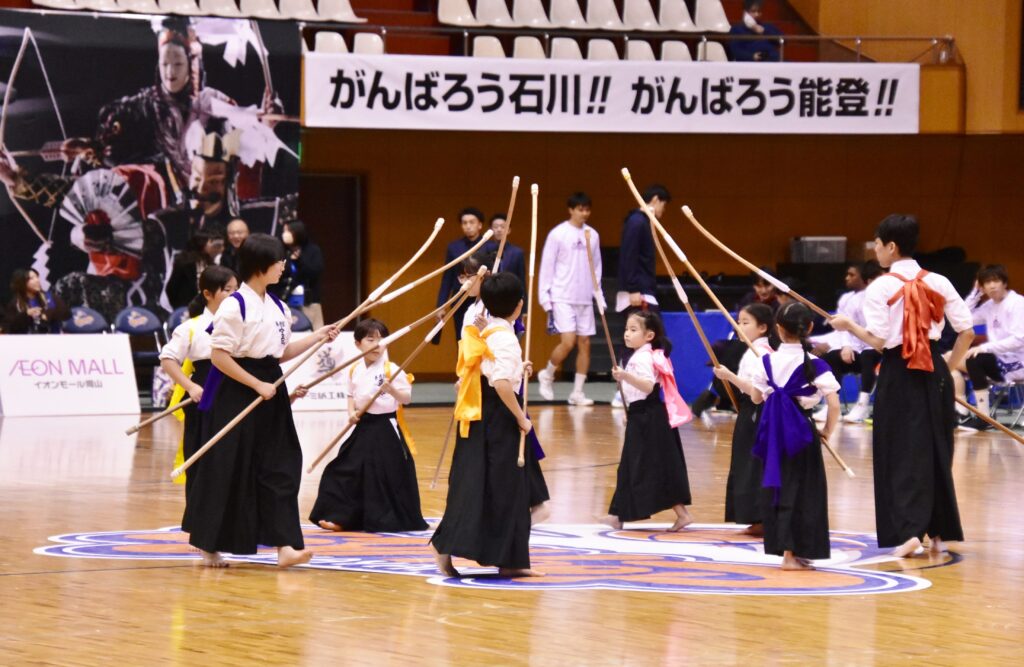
top-left (752, 354), bottom-right (829, 501)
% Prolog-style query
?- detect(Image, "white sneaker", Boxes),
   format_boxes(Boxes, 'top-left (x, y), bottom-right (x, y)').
top-left (611, 392), bottom-right (625, 409)
top-left (537, 368), bottom-right (554, 400)
top-left (700, 410), bottom-right (714, 429)
top-left (812, 403), bottom-right (828, 423)
top-left (568, 392), bottom-right (594, 406)
top-left (843, 403), bottom-right (871, 423)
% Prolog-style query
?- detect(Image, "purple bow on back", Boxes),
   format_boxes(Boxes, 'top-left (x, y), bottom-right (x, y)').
top-left (752, 355), bottom-right (829, 501)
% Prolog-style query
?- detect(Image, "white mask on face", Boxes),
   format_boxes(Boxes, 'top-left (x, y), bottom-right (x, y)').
top-left (743, 11), bottom-right (760, 29)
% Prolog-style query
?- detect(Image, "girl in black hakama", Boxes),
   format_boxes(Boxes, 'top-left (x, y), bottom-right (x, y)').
top-left (184, 234), bottom-right (338, 569)
top-left (309, 318), bottom-right (427, 533)
top-left (600, 311), bottom-right (694, 532)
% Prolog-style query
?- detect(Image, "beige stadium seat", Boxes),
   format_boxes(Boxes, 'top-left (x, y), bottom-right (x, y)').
top-left (238, 0), bottom-right (280, 18)
top-left (659, 0), bottom-right (697, 32)
top-left (587, 39), bottom-right (619, 60)
top-left (550, 37), bottom-right (584, 60)
top-left (513, 0), bottom-right (553, 28)
top-left (623, 0), bottom-right (663, 31)
top-left (279, 0), bottom-right (318, 20)
top-left (197, 0), bottom-right (240, 16)
top-left (549, 0), bottom-right (586, 29)
top-left (32, 0), bottom-right (78, 8)
top-left (77, 0), bottom-right (120, 9)
top-left (697, 40), bottom-right (729, 61)
top-left (318, 0), bottom-right (368, 22)
top-left (315, 31), bottom-right (349, 54)
top-left (117, 0), bottom-right (162, 13)
top-left (626, 40), bottom-right (656, 61)
top-left (438, 0), bottom-right (482, 26)
top-left (695, 0), bottom-right (731, 32)
top-left (473, 36), bottom-right (507, 58)
top-left (586, 0), bottom-right (625, 30)
top-left (661, 40), bottom-right (693, 61)
top-left (513, 36), bottom-right (547, 59)
top-left (353, 33), bottom-right (385, 55)
top-left (476, 0), bottom-right (520, 27)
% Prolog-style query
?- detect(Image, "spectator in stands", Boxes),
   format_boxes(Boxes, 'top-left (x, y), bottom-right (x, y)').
top-left (434, 207), bottom-right (486, 344)
top-left (165, 230), bottom-right (223, 309)
top-left (219, 218), bottom-right (249, 274)
top-left (737, 269), bottom-right (780, 311)
top-left (278, 220), bottom-right (326, 329)
top-left (729, 0), bottom-right (783, 62)
top-left (4, 268), bottom-right (70, 334)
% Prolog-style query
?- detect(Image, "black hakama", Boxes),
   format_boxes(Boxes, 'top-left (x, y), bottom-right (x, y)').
top-left (179, 359), bottom-right (211, 534)
top-left (761, 411), bottom-right (831, 560)
top-left (724, 396), bottom-right (764, 525)
top-left (184, 356), bottom-right (305, 555)
top-left (309, 411), bottom-right (427, 532)
top-left (430, 382), bottom-right (532, 570)
top-left (608, 386), bottom-right (691, 522)
top-left (872, 343), bottom-right (963, 547)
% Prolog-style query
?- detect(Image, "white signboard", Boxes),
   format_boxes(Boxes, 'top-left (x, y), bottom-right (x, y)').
top-left (0, 334), bottom-right (140, 417)
top-left (282, 332), bottom-right (359, 412)
top-left (304, 53), bottom-right (919, 134)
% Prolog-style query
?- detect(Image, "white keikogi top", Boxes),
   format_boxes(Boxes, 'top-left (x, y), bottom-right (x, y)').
top-left (348, 353), bottom-right (411, 415)
top-left (750, 343), bottom-right (841, 410)
top-left (480, 317), bottom-right (524, 389)
top-left (862, 259), bottom-right (973, 349)
top-left (159, 309), bottom-right (214, 364)
top-left (737, 336), bottom-right (774, 385)
top-left (537, 221), bottom-right (605, 310)
top-left (461, 299), bottom-right (487, 334)
top-left (210, 283), bottom-right (292, 358)
top-left (967, 288), bottom-right (1024, 378)
top-left (621, 344), bottom-right (657, 406)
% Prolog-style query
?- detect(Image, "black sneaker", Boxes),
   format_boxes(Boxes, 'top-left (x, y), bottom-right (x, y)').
top-left (958, 415), bottom-right (992, 432)
top-left (691, 390), bottom-right (718, 417)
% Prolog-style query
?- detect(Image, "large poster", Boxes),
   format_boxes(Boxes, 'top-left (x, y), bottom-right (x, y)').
top-left (0, 11), bottom-right (300, 322)
top-left (305, 53), bottom-right (919, 134)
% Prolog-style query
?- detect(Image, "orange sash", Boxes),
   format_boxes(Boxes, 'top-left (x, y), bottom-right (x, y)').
top-left (886, 269), bottom-right (945, 372)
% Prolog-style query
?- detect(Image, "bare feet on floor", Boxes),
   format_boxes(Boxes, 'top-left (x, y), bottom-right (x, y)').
top-left (741, 523), bottom-right (765, 537)
top-left (892, 536), bottom-right (923, 558)
top-left (430, 544), bottom-right (460, 577)
top-left (667, 505), bottom-right (693, 532)
top-left (597, 514), bottom-right (623, 530)
top-left (318, 520), bottom-right (343, 532)
top-left (498, 568), bottom-right (544, 578)
top-left (277, 546), bottom-right (313, 569)
top-left (780, 551), bottom-right (815, 571)
top-left (928, 536), bottom-right (946, 555)
top-left (531, 502), bottom-right (552, 526)
top-left (201, 550), bottom-right (228, 568)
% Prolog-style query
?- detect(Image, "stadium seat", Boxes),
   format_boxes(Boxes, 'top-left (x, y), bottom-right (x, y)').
top-left (587, 0), bottom-right (625, 31)
top-left (587, 39), bottom-right (619, 60)
top-left (438, 0), bottom-right (482, 27)
top-left (550, 37), bottom-right (583, 60)
top-left (661, 40), bottom-right (693, 61)
top-left (31, 0), bottom-right (78, 9)
top-left (623, 0), bottom-right (662, 31)
top-left (77, 0), bottom-right (120, 10)
top-left (157, 0), bottom-right (200, 14)
top-left (62, 307), bottom-right (109, 334)
top-left (279, 0), bottom-right (318, 20)
top-left (476, 0), bottom-right (519, 28)
top-left (165, 307), bottom-right (191, 340)
top-left (697, 40), bottom-right (729, 61)
top-left (659, 0), bottom-right (697, 32)
top-left (318, 0), bottom-right (368, 22)
top-left (117, 0), bottom-right (162, 13)
top-left (695, 0), bottom-right (731, 32)
top-left (238, 0), bottom-right (280, 19)
top-left (353, 33), bottom-right (385, 55)
top-left (513, 0), bottom-right (553, 28)
top-left (291, 309), bottom-right (313, 332)
top-left (473, 36), bottom-right (506, 58)
top-left (197, 0), bottom-right (240, 16)
top-left (513, 36), bottom-right (547, 59)
top-left (626, 40), bottom-right (656, 61)
top-left (549, 0), bottom-right (586, 29)
top-left (315, 32), bottom-right (348, 54)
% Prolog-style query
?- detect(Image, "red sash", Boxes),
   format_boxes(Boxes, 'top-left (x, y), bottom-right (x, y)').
top-left (885, 269), bottom-right (945, 372)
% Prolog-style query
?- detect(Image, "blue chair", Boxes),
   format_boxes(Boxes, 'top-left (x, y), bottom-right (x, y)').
top-left (290, 309), bottom-right (313, 332)
top-left (166, 306), bottom-right (191, 338)
top-left (114, 306), bottom-right (164, 367)
top-left (62, 306), bottom-right (109, 334)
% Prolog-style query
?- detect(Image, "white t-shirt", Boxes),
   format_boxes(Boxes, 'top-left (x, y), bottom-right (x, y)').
top-left (968, 289), bottom-right (1024, 375)
top-left (480, 318), bottom-right (524, 389)
top-left (537, 221), bottom-right (605, 310)
top-left (621, 344), bottom-right (657, 406)
top-left (750, 343), bottom-right (841, 410)
top-left (210, 282), bottom-right (292, 359)
top-left (862, 259), bottom-right (973, 349)
top-left (348, 354), bottom-right (412, 415)
top-left (159, 309), bottom-right (214, 364)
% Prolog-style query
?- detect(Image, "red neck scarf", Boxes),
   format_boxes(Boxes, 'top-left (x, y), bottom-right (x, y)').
top-left (885, 269), bottom-right (945, 371)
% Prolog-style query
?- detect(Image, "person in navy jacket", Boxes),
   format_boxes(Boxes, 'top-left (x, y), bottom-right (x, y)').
top-left (434, 207), bottom-right (486, 344)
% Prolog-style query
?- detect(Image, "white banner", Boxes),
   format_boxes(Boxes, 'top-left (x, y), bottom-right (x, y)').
top-left (282, 332), bottom-right (359, 412)
top-left (0, 334), bottom-right (140, 417)
top-left (304, 53), bottom-right (919, 134)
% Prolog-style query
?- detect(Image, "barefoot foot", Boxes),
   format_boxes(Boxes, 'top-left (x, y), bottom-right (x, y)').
top-left (667, 505), bottom-right (693, 532)
top-left (928, 536), bottom-right (947, 555)
top-left (741, 523), bottom-right (765, 537)
top-left (531, 502), bottom-right (552, 526)
top-left (892, 536), bottom-right (923, 558)
top-left (318, 520), bottom-right (343, 532)
top-left (780, 552), bottom-right (815, 571)
top-left (277, 546), bottom-right (313, 569)
top-left (200, 550), bottom-right (228, 568)
top-left (597, 514), bottom-right (623, 530)
top-left (430, 544), bottom-right (460, 577)
top-left (498, 567), bottom-right (544, 578)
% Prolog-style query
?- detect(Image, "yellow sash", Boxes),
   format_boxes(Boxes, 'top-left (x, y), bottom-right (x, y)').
top-left (349, 360), bottom-right (418, 455)
top-left (170, 318), bottom-right (199, 485)
top-left (454, 324), bottom-right (499, 437)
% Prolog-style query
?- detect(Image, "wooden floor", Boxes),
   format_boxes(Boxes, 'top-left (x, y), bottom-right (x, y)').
top-left (1, 404), bottom-right (1023, 665)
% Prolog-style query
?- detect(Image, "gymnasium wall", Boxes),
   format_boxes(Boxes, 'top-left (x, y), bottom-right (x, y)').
top-left (304, 128), bottom-right (1024, 377)
top-left (790, 0), bottom-right (1024, 133)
